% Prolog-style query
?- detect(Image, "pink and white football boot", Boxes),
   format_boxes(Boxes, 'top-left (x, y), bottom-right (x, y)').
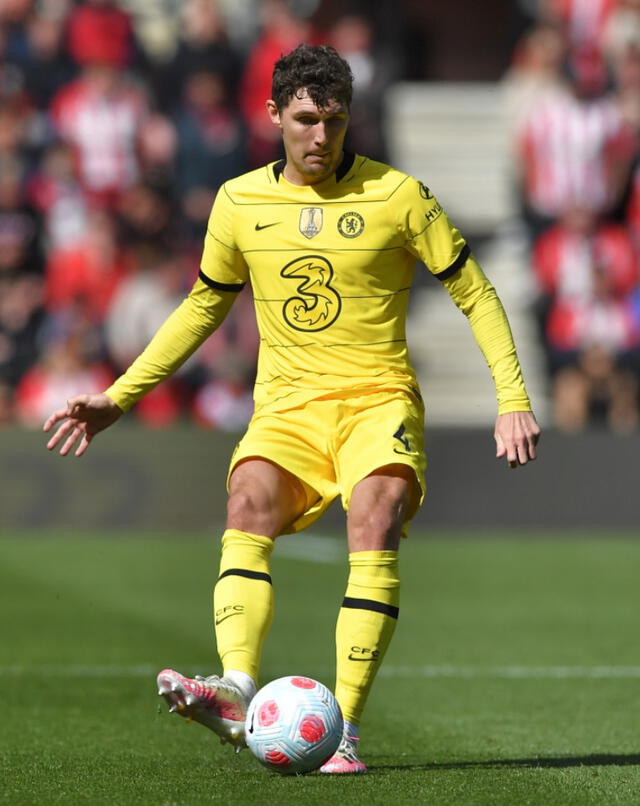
top-left (319, 732), bottom-right (368, 774)
top-left (157, 669), bottom-right (253, 751)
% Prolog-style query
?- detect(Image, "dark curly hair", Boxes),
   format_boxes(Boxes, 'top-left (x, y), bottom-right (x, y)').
top-left (271, 44), bottom-right (353, 111)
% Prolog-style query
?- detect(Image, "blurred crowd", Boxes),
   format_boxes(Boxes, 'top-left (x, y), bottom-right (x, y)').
top-left (505, 0), bottom-right (640, 431)
top-left (0, 0), bottom-right (397, 430)
top-left (3, 0), bottom-right (640, 434)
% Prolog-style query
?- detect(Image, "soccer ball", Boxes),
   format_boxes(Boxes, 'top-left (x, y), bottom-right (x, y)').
top-left (245, 676), bottom-right (343, 775)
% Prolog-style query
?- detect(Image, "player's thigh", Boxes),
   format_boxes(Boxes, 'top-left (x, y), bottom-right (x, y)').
top-left (228, 408), bottom-right (338, 534)
top-left (227, 458), bottom-right (307, 537)
top-left (347, 463), bottom-right (419, 551)
top-left (337, 389), bottom-right (426, 525)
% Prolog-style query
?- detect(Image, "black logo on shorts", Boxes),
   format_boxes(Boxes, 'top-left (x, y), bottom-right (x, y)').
top-left (393, 424), bottom-right (411, 454)
top-left (419, 182), bottom-right (432, 199)
top-left (215, 605), bottom-right (244, 625)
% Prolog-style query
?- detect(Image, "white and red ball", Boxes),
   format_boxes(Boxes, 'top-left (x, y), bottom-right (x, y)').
top-left (245, 676), bottom-right (343, 774)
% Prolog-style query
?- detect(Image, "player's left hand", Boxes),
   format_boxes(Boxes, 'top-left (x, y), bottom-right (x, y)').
top-left (494, 411), bottom-right (540, 469)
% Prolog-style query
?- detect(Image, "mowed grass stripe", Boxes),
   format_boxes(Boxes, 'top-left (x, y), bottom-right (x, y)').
top-left (4, 663), bottom-right (640, 679)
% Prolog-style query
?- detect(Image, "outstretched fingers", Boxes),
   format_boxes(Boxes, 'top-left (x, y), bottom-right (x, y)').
top-left (45, 416), bottom-right (79, 452)
top-left (58, 422), bottom-right (89, 457)
top-left (43, 405), bottom-right (73, 434)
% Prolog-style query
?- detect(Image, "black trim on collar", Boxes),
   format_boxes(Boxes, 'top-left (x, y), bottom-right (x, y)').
top-left (271, 152), bottom-right (355, 184)
top-left (335, 151), bottom-right (355, 181)
top-left (272, 160), bottom-right (285, 182)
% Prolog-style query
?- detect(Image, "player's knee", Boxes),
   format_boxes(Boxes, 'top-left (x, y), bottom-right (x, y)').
top-left (349, 492), bottom-right (408, 550)
top-left (350, 507), bottom-right (403, 546)
top-left (225, 487), bottom-right (285, 537)
top-left (348, 466), bottom-right (419, 550)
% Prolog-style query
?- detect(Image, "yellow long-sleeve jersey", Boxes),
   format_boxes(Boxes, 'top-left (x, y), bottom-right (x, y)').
top-left (105, 153), bottom-right (531, 415)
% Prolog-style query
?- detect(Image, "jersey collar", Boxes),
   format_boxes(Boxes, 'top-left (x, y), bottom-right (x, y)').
top-left (272, 151), bottom-right (356, 184)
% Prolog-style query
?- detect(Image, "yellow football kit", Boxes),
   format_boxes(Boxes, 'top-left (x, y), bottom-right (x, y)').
top-left (105, 152), bottom-right (531, 526)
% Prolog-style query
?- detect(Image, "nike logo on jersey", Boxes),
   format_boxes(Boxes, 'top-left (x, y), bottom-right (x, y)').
top-left (255, 221), bottom-right (281, 230)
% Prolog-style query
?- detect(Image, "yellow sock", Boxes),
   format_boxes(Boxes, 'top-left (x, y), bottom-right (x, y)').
top-left (334, 550), bottom-right (400, 725)
top-left (213, 528), bottom-right (274, 682)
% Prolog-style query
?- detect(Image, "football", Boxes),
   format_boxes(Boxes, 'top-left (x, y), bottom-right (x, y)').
top-left (245, 676), bottom-right (343, 775)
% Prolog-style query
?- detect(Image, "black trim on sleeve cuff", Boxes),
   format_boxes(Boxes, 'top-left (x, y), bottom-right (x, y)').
top-left (198, 269), bottom-right (246, 292)
top-left (435, 243), bottom-right (471, 282)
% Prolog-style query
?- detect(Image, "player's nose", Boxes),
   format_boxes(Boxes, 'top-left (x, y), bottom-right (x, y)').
top-left (313, 122), bottom-right (329, 146)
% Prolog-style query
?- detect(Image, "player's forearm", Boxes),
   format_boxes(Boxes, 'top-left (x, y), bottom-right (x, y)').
top-left (443, 259), bottom-right (531, 414)
top-left (104, 283), bottom-right (235, 412)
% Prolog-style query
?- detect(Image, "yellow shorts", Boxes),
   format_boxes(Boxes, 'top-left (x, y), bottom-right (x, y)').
top-left (227, 388), bottom-right (426, 534)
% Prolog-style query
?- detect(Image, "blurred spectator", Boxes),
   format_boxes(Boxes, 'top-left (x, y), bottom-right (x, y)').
top-left (329, 14), bottom-right (394, 161)
top-left (65, 0), bottom-right (136, 68)
top-left (173, 69), bottom-right (247, 211)
top-left (104, 245), bottom-right (187, 426)
top-left (0, 0), bottom-right (34, 56)
top-left (516, 45), bottom-right (638, 239)
top-left (626, 166), bottom-right (640, 245)
top-left (117, 0), bottom-right (183, 65)
top-left (603, 0), bottom-right (640, 66)
top-left (0, 104), bottom-right (25, 160)
top-left (44, 209), bottom-right (133, 321)
top-left (27, 141), bottom-right (88, 251)
top-left (611, 43), bottom-right (640, 132)
top-left (13, 12), bottom-right (77, 109)
top-left (105, 246), bottom-right (186, 369)
top-left (240, 0), bottom-right (312, 166)
top-left (50, 64), bottom-right (150, 207)
top-left (502, 22), bottom-right (567, 134)
top-left (534, 207), bottom-right (639, 304)
top-left (137, 111), bottom-right (177, 185)
top-left (0, 272), bottom-right (44, 397)
top-left (192, 373), bottom-right (255, 430)
top-left (190, 284), bottom-right (258, 430)
top-left (14, 310), bottom-right (113, 427)
top-left (0, 156), bottom-right (44, 277)
top-left (541, 0), bottom-right (617, 52)
top-left (544, 291), bottom-right (640, 432)
top-left (156, 0), bottom-right (242, 114)
top-left (533, 207), bottom-right (640, 431)
top-left (115, 181), bottom-right (176, 251)
top-left (0, 59), bottom-right (44, 163)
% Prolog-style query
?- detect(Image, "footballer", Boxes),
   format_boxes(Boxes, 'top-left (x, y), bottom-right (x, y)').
top-left (44, 44), bottom-right (540, 773)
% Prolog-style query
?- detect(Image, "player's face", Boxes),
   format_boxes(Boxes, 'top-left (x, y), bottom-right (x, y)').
top-left (266, 90), bottom-right (350, 185)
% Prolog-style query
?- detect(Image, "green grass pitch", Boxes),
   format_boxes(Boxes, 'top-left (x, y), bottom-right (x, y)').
top-left (2, 532), bottom-right (640, 805)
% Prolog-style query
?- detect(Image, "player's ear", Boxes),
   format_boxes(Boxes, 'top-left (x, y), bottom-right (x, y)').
top-left (265, 99), bottom-right (281, 128)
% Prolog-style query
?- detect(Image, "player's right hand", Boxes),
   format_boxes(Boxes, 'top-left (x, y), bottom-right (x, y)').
top-left (43, 393), bottom-right (123, 457)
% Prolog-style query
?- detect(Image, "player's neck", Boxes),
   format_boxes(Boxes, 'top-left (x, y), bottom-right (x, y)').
top-left (281, 150), bottom-right (344, 187)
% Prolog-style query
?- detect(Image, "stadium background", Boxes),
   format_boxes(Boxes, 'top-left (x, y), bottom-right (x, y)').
top-left (3, 5), bottom-right (640, 804)
top-left (1, 0), bottom-right (639, 531)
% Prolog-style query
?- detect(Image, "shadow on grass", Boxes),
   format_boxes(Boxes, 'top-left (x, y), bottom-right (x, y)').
top-left (371, 753), bottom-right (640, 772)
